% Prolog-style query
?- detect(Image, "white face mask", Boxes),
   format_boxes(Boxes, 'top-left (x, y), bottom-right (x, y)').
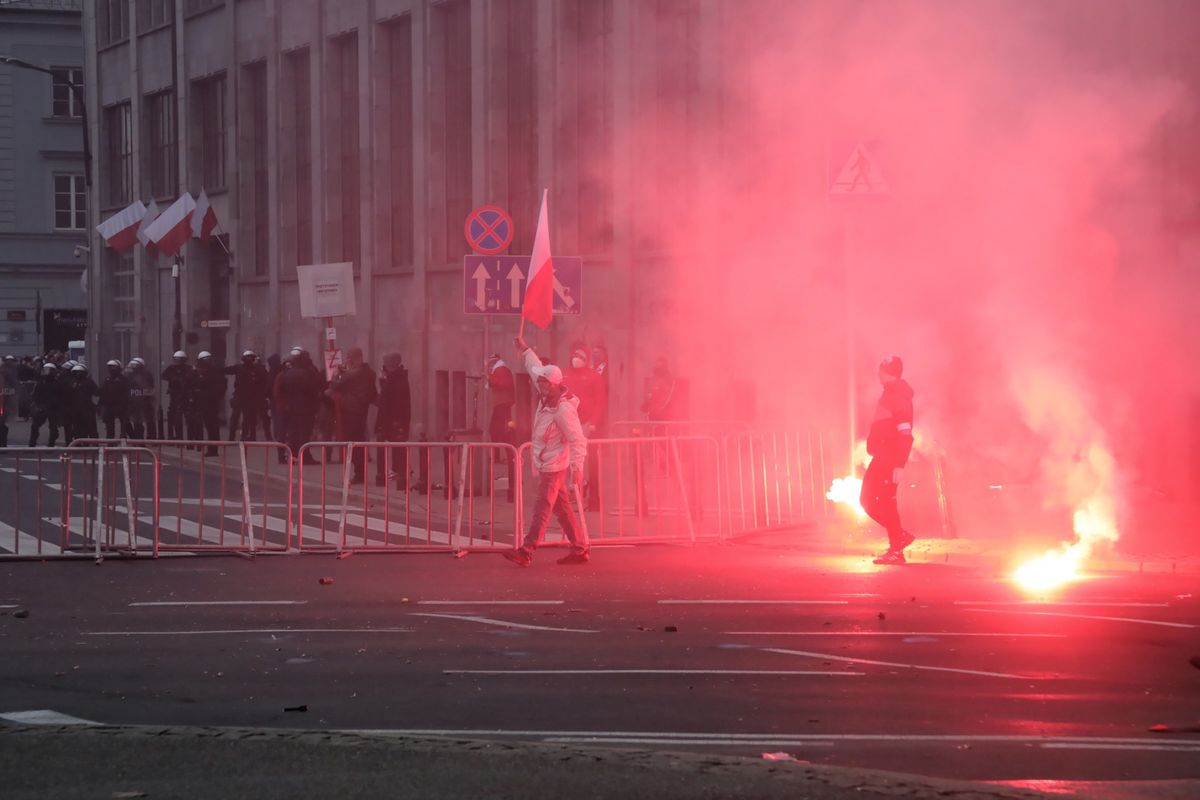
top-left (571, 357), bottom-right (585, 369)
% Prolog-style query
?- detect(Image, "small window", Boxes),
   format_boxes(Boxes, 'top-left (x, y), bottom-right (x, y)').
top-left (51, 68), bottom-right (85, 118)
top-left (54, 174), bottom-right (87, 231)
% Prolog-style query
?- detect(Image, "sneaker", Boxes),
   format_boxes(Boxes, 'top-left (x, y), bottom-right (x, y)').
top-left (873, 549), bottom-right (906, 566)
top-left (556, 551), bottom-right (590, 566)
top-left (503, 548), bottom-right (532, 567)
top-left (897, 530), bottom-right (916, 551)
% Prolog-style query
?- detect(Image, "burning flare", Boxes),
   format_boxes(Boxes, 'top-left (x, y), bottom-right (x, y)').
top-left (826, 476), bottom-right (866, 517)
top-left (1013, 497), bottom-right (1118, 593)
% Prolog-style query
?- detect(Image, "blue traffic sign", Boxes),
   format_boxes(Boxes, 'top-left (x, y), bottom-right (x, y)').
top-left (463, 255), bottom-right (582, 316)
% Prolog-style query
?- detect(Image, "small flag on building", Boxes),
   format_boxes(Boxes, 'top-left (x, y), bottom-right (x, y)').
top-left (95, 200), bottom-right (147, 253)
top-left (145, 192), bottom-right (196, 258)
top-left (137, 199), bottom-right (160, 255)
top-left (521, 189), bottom-right (554, 330)
top-left (191, 189), bottom-right (219, 243)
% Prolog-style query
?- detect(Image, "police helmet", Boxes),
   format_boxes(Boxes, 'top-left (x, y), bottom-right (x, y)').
top-left (130, 357), bottom-right (145, 367)
top-left (197, 351), bottom-right (212, 360)
top-left (71, 364), bottom-right (87, 374)
top-left (173, 350), bottom-right (187, 360)
top-left (106, 359), bottom-right (122, 368)
top-left (41, 363), bottom-right (57, 375)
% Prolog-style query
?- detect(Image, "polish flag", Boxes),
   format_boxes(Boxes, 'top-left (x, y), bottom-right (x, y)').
top-left (191, 189), bottom-right (219, 243)
top-left (521, 189), bottom-right (554, 329)
top-left (137, 199), bottom-right (160, 255)
top-left (145, 192), bottom-right (196, 258)
top-left (95, 201), bottom-right (147, 253)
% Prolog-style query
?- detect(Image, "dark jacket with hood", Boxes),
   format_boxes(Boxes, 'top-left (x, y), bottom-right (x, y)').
top-left (866, 379), bottom-right (914, 467)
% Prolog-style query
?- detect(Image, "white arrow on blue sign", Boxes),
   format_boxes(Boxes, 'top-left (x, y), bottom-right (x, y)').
top-left (463, 255), bottom-right (583, 316)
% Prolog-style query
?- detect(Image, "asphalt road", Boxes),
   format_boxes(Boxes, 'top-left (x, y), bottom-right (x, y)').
top-left (1, 541), bottom-right (1197, 789)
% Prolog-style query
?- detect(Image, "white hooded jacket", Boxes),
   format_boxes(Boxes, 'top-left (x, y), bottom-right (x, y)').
top-left (524, 348), bottom-right (587, 474)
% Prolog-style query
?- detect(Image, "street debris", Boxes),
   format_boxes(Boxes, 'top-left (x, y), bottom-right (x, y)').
top-left (761, 752), bottom-right (797, 761)
top-left (664, 625), bottom-right (679, 633)
top-left (318, 577), bottom-right (334, 585)
top-left (13, 609), bottom-right (29, 619)
top-left (283, 704), bottom-right (308, 713)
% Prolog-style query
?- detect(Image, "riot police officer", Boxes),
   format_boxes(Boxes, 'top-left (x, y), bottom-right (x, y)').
top-left (65, 363), bottom-right (99, 442)
top-left (126, 357), bottom-right (157, 439)
top-left (161, 351), bottom-right (193, 440)
top-left (29, 362), bottom-right (64, 447)
top-left (225, 350), bottom-right (269, 441)
top-left (98, 359), bottom-right (131, 439)
top-left (193, 351), bottom-right (227, 456)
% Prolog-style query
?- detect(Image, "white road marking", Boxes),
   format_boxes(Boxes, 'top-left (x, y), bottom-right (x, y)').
top-left (59, 517), bottom-right (158, 553)
top-left (128, 601), bottom-right (307, 607)
top-left (227, 513), bottom-right (328, 545)
top-left (549, 737), bottom-right (836, 747)
top-left (0, 709), bottom-right (99, 726)
top-left (446, 669), bottom-right (862, 676)
top-left (340, 728), bottom-right (1197, 748)
top-left (956, 601), bottom-right (1170, 607)
top-left (726, 631), bottom-right (1065, 638)
top-left (413, 612), bottom-right (596, 634)
top-left (0, 522), bottom-right (63, 556)
top-left (762, 647), bottom-right (1038, 680)
top-left (418, 600), bottom-right (564, 606)
top-left (657, 600), bottom-right (849, 605)
top-left (84, 628), bottom-right (413, 636)
top-left (0, 466), bottom-right (65, 491)
top-left (1040, 742), bottom-right (1200, 752)
top-left (966, 608), bottom-right (1196, 630)
top-left (0, 604), bottom-right (19, 608)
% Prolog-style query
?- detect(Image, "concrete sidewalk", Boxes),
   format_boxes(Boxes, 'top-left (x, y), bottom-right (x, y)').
top-left (0, 723), bottom-right (1063, 800)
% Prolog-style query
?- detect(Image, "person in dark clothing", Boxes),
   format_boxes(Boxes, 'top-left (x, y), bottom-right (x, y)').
top-left (29, 363), bottom-right (64, 446)
top-left (126, 358), bottom-right (157, 439)
top-left (266, 353), bottom-right (286, 450)
top-left (65, 363), bottom-right (99, 443)
top-left (0, 355), bottom-right (18, 442)
top-left (585, 344), bottom-right (611, 510)
top-left (224, 350), bottom-right (270, 441)
top-left (860, 355), bottom-right (916, 565)
top-left (278, 349), bottom-right (324, 463)
top-left (161, 351), bottom-right (193, 440)
top-left (98, 359), bottom-right (131, 440)
top-left (486, 354), bottom-right (515, 473)
top-left (192, 351), bottom-right (227, 456)
top-left (374, 352), bottom-right (411, 487)
top-left (329, 346), bottom-right (377, 484)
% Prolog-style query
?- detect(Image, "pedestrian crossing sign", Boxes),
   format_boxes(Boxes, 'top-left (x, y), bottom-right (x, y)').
top-left (830, 141), bottom-right (889, 196)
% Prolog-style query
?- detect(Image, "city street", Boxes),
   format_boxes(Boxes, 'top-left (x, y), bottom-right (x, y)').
top-left (2, 527), bottom-right (1197, 791)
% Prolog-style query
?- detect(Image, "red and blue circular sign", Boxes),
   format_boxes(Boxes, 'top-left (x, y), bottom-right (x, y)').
top-left (464, 205), bottom-right (514, 255)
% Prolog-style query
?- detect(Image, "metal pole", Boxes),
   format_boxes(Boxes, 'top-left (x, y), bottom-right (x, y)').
top-left (172, 255), bottom-right (184, 351)
top-left (845, 208), bottom-right (857, 474)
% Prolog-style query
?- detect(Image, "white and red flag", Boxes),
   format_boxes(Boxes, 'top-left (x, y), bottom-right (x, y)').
top-left (191, 189), bottom-right (219, 243)
top-left (95, 200), bottom-right (146, 253)
top-left (137, 199), bottom-right (160, 255)
top-left (145, 192), bottom-right (196, 258)
top-left (521, 189), bottom-right (554, 329)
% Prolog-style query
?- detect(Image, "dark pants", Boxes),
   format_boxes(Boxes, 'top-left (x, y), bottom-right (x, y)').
top-left (128, 402), bottom-right (156, 439)
top-left (375, 435), bottom-right (411, 486)
top-left (230, 401), bottom-right (263, 441)
top-left (103, 411), bottom-right (129, 440)
top-left (29, 411), bottom-right (60, 447)
top-left (860, 458), bottom-right (904, 550)
top-left (167, 400), bottom-right (187, 439)
top-left (0, 417), bottom-right (6, 447)
top-left (521, 469), bottom-right (588, 554)
top-left (287, 410), bottom-right (316, 459)
top-left (201, 405), bottom-right (221, 443)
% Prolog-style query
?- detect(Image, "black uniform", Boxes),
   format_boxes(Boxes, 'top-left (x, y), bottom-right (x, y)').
top-left (127, 367), bottom-right (157, 439)
top-left (375, 359), bottom-right (412, 486)
top-left (330, 361), bottom-right (378, 482)
top-left (65, 372), bottom-right (100, 443)
top-left (161, 362), bottom-right (194, 440)
top-left (29, 371), bottom-right (65, 446)
top-left (278, 354), bottom-right (325, 460)
top-left (98, 369), bottom-right (131, 440)
top-left (225, 360), bottom-right (270, 441)
top-left (192, 362), bottom-right (227, 453)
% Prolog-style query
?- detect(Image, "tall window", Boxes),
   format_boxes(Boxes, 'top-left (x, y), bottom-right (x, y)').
top-left (51, 67), bottom-right (84, 118)
top-left (432, 0), bottom-right (471, 263)
top-left (143, 90), bottom-right (177, 198)
top-left (137, 0), bottom-right (173, 31)
top-left (650, 0), bottom-right (699, 248)
top-left (241, 61), bottom-right (269, 276)
top-left (573, 0), bottom-right (613, 254)
top-left (503, 0), bottom-right (536, 254)
top-left (103, 102), bottom-right (132, 206)
top-left (97, 0), bottom-right (129, 48)
top-left (54, 174), bottom-right (87, 231)
top-left (326, 33), bottom-right (360, 266)
top-left (384, 17), bottom-right (413, 268)
top-left (107, 249), bottom-right (136, 326)
top-left (184, 0), bottom-right (224, 15)
top-left (281, 48), bottom-right (312, 268)
top-left (192, 74), bottom-right (227, 189)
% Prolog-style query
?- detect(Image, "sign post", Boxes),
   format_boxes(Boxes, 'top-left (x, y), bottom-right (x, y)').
top-left (297, 262), bottom-right (356, 380)
top-left (461, 255), bottom-right (582, 316)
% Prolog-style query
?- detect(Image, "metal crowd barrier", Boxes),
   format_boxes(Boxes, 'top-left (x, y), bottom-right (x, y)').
top-left (296, 441), bottom-right (521, 554)
top-left (516, 435), bottom-right (724, 546)
top-left (70, 439), bottom-right (293, 554)
top-left (0, 446), bottom-right (159, 561)
top-left (721, 431), bottom-right (827, 536)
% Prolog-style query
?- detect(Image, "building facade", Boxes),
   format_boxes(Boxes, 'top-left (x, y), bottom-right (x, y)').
top-left (0, 0), bottom-right (88, 358)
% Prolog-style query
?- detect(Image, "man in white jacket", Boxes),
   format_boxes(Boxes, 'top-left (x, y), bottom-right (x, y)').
top-left (504, 337), bottom-right (590, 566)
